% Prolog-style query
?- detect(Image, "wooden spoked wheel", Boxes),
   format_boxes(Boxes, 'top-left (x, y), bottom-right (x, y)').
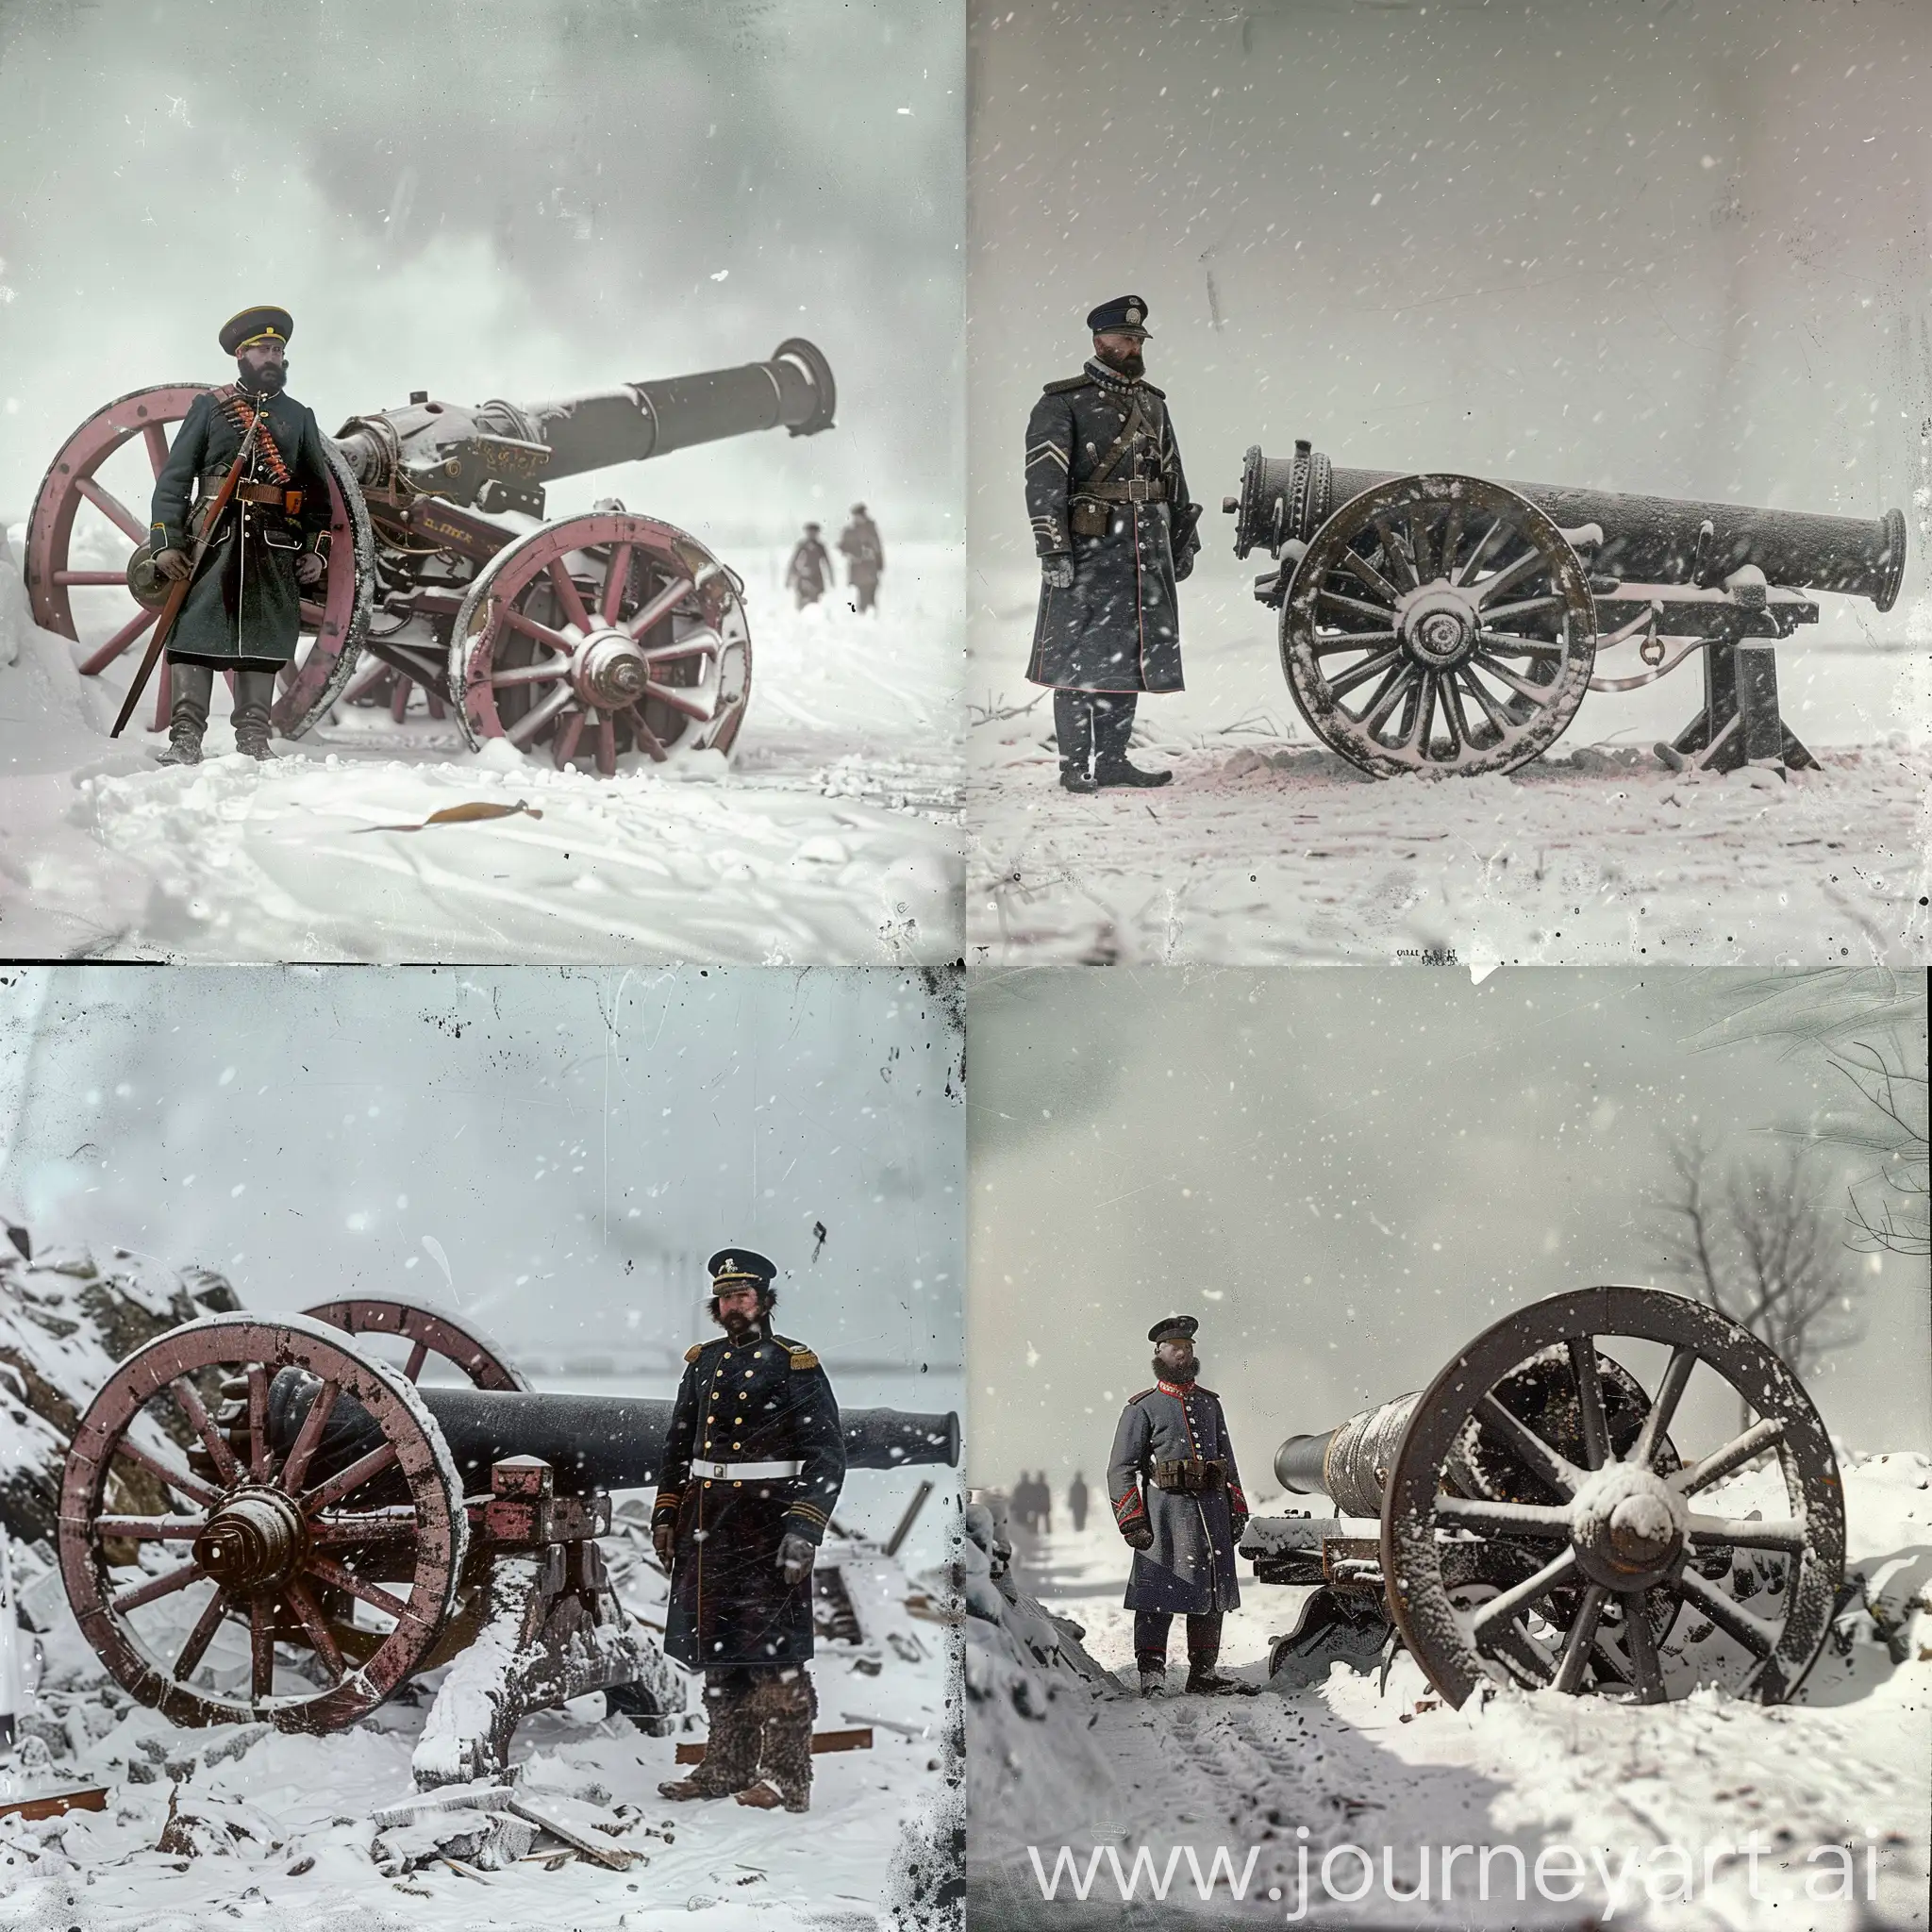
top-left (1384, 1287), bottom-right (1844, 1707)
top-left (301, 1296), bottom-right (530, 1391)
top-left (22, 384), bottom-right (374, 739)
top-left (453, 511), bottom-right (752, 775)
top-left (57, 1313), bottom-right (464, 1730)
top-left (1281, 474), bottom-right (1596, 776)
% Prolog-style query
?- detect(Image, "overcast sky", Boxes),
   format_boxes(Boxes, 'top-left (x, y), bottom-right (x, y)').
top-left (969, 0), bottom-right (1932, 653)
top-left (0, 0), bottom-right (962, 544)
top-left (969, 967), bottom-right (1929, 1490)
top-left (0, 965), bottom-right (963, 1374)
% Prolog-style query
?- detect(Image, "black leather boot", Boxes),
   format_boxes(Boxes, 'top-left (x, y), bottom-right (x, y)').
top-left (1054, 689), bottom-right (1097, 791)
top-left (154, 661), bottom-right (212, 767)
top-left (1091, 692), bottom-right (1171, 787)
top-left (231, 669), bottom-right (279, 759)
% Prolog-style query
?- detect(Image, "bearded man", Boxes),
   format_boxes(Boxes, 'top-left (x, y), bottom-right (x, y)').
top-left (1107, 1313), bottom-right (1254, 1696)
top-left (652, 1248), bottom-right (846, 1813)
top-left (143, 305), bottom-right (335, 764)
top-left (1023, 294), bottom-right (1203, 791)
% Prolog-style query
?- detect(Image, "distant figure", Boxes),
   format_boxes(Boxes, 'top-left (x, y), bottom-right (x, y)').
top-left (1068, 1469), bottom-right (1089, 1533)
top-left (838, 503), bottom-right (885, 613)
top-left (1010, 1471), bottom-right (1033, 1534)
top-left (1034, 1469), bottom-right (1053, 1537)
top-left (786, 523), bottom-right (834, 609)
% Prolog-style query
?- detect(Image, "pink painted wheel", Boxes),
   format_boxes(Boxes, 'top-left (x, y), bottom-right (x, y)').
top-left (23, 384), bottom-right (374, 739)
top-left (57, 1313), bottom-right (464, 1731)
top-left (452, 511), bottom-right (751, 776)
top-left (301, 1297), bottom-right (530, 1392)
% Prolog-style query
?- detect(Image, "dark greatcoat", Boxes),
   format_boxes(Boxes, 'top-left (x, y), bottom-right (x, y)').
top-left (148, 383), bottom-right (334, 666)
top-left (1108, 1380), bottom-right (1248, 1615)
top-left (837, 515), bottom-right (884, 587)
top-left (1024, 358), bottom-right (1197, 694)
top-left (653, 1322), bottom-right (846, 1671)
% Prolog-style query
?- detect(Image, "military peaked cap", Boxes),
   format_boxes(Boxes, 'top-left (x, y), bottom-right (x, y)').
top-left (219, 306), bottom-right (294, 356)
top-left (708, 1247), bottom-right (777, 1290)
top-left (1148, 1313), bottom-right (1198, 1343)
top-left (1087, 294), bottom-right (1151, 337)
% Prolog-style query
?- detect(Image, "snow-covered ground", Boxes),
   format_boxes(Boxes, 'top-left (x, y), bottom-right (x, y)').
top-left (967, 564), bottom-right (1932, 967)
top-left (968, 1459), bottom-right (1931, 1929)
top-left (0, 1515), bottom-right (958, 1932)
top-left (0, 534), bottom-right (961, 964)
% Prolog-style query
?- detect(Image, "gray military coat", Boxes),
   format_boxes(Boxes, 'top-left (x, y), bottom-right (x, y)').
top-left (1107, 1379), bottom-right (1248, 1615)
top-left (1023, 359), bottom-right (1197, 694)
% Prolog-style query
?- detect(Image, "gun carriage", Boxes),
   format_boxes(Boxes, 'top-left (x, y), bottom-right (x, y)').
top-left (1241, 1287), bottom-right (1843, 1707)
top-left (25, 341), bottom-right (836, 774)
top-left (56, 1296), bottom-right (956, 1787)
top-left (1224, 443), bottom-right (1907, 776)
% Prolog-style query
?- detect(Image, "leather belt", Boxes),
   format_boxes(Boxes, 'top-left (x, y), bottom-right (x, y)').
top-left (1082, 477), bottom-right (1166, 504)
top-left (694, 1458), bottom-right (802, 1482)
top-left (235, 482), bottom-right (305, 512)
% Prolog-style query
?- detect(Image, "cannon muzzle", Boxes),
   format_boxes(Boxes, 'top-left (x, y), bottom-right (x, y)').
top-left (267, 1373), bottom-right (957, 1499)
top-left (1273, 1396), bottom-right (1418, 1520)
top-left (1233, 441), bottom-right (1907, 609)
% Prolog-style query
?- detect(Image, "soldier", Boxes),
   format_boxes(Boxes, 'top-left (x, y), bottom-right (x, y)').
top-left (1107, 1314), bottom-right (1255, 1697)
top-left (652, 1249), bottom-right (845, 1813)
top-left (837, 503), bottom-right (885, 613)
top-left (785, 522), bottom-right (835, 609)
top-left (1068, 1468), bottom-right (1089, 1534)
top-left (142, 306), bottom-right (335, 765)
top-left (1024, 295), bottom-right (1203, 792)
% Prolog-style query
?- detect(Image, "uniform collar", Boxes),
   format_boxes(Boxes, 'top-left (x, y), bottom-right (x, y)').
top-left (1085, 357), bottom-right (1141, 393)
top-left (724, 1317), bottom-right (771, 1351)
top-left (1156, 1377), bottom-right (1195, 1398)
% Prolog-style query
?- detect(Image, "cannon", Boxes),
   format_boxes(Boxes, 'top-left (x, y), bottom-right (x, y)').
top-left (55, 1296), bottom-right (957, 1787)
top-left (23, 340), bottom-right (836, 775)
top-left (1224, 441), bottom-right (1907, 776)
top-left (1241, 1287), bottom-right (1844, 1707)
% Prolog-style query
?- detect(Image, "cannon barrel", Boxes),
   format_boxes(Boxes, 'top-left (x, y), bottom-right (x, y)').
top-left (1273, 1395), bottom-right (1419, 1520)
top-left (1234, 442), bottom-right (1907, 609)
top-left (267, 1372), bottom-right (958, 1499)
top-left (333, 338), bottom-right (837, 505)
top-left (522, 338), bottom-right (837, 479)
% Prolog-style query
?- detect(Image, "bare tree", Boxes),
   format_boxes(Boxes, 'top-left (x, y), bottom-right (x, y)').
top-left (1656, 1136), bottom-right (1867, 1426)
top-left (1686, 968), bottom-right (1929, 1257)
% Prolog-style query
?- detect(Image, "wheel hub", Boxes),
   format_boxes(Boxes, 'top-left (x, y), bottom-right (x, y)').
top-left (1398, 588), bottom-right (1478, 669)
top-left (1569, 1462), bottom-right (1688, 1590)
top-left (192, 1484), bottom-right (308, 1591)
top-left (571, 628), bottom-right (648, 709)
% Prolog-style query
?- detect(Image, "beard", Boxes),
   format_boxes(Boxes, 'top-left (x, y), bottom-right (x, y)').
top-left (1153, 1352), bottom-right (1199, 1385)
top-left (713, 1301), bottom-right (762, 1337)
top-left (1096, 342), bottom-right (1145, 380)
top-left (240, 359), bottom-right (288, 394)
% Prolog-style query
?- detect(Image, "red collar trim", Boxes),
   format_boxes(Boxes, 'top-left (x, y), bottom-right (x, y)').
top-left (1156, 1378), bottom-right (1195, 1398)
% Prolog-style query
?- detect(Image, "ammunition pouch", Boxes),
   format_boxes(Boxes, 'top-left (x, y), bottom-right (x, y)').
top-left (125, 537), bottom-right (170, 611)
top-left (1152, 1457), bottom-right (1226, 1495)
top-left (1068, 496), bottom-right (1109, 539)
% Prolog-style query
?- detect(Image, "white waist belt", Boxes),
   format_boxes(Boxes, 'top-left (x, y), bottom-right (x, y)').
top-left (695, 1458), bottom-right (802, 1481)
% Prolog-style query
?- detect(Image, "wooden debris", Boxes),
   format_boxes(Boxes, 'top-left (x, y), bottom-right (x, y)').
top-left (356, 801), bottom-right (543, 835)
top-left (675, 1726), bottom-right (872, 1765)
top-left (0, 1785), bottom-right (108, 1823)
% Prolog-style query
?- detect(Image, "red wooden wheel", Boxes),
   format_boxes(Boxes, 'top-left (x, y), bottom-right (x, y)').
top-left (301, 1297), bottom-right (530, 1391)
top-left (452, 511), bottom-right (752, 776)
top-left (57, 1312), bottom-right (464, 1731)
top-left (23, 385), bottom-right (374, 739)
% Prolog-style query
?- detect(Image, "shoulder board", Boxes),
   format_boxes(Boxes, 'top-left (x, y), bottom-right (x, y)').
top-left (1140, 380), bottom-right (1167, 399)
top-left (770, 1334), bottom-right (821, 1370)
top-left (683, 1343), bottom-right (704, 1364)
top-left (1041, 375), bottom-right (1092, 395)
top-left (1191, 1384), bottom-right (1217, 1398)
top-left (1126, 1388), bottom-right (1157, 1405)
top-left (207, 384), bottom-right (238, 404)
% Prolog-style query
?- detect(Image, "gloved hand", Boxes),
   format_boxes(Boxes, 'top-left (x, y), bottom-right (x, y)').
top-left (1230, 1513), bottom-right (1249, 1544)
top-left (1172, 547), bottom-right (1197, 583)
top-left (777, 1531), bottom-right (816, 1585)
top-left (652, 1522), bottom-right (675, 1569)
top-left (1041, 552), bottom-right (1074, 591)
top-left (155, 548), bottom-right (192, 583)
top-left (1123, 1524), bottom-right (1154, 1552)
top-left (296, 551), bottom-right (326, 587)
